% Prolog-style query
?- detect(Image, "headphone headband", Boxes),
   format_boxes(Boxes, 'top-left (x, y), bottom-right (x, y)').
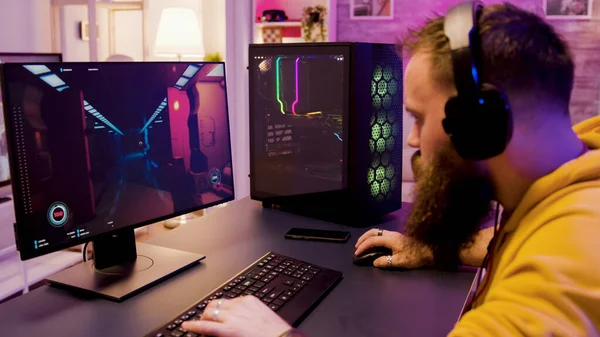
top-left (444, 1), bottom-right (484, 97)
top-left (441, 1), bottom-right (513, 161)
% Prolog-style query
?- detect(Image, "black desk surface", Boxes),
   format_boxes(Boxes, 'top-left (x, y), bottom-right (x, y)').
top-left (0, 197), bottom-right (475, 337)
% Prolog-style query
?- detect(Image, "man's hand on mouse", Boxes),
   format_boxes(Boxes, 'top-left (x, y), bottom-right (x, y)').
top-left (355, 228), bottom-right (434, 269)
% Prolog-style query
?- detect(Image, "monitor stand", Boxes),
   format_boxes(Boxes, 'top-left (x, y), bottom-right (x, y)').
top-left (46, 227), bottom-right (205, 302)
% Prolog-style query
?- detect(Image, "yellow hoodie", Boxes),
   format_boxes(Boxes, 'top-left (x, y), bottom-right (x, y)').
top-left (449, 116), bottom-right (600, 337)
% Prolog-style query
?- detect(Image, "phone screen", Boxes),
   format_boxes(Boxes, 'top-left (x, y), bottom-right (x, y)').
top-left (285, 228), bottom-right (350, 242)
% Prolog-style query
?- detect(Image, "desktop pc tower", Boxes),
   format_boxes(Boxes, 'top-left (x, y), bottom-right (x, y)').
top-left (248, 42), bottom-right (403, 226)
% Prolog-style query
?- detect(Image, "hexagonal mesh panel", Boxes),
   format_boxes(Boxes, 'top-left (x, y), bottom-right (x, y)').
top-left (368, 46), bottom-right (403, 201)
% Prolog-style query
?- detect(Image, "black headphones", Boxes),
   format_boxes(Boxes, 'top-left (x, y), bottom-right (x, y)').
top-left (442, 1), bottom-right (513, 160)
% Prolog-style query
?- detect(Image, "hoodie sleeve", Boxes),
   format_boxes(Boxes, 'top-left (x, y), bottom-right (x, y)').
top-left (448, 212), bottom-right (600, 337)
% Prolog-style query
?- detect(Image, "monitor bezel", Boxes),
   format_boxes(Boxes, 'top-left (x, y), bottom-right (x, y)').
top-left (247, 43), bottom-right (352, 201)
top-left (0, 61), bottom-right (235, 260)
top-left (0, 53), bottom-right (63, 187)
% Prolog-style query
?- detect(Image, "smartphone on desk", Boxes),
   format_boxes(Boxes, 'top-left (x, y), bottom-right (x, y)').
top-left (285, 228), bottom-right (351, 243)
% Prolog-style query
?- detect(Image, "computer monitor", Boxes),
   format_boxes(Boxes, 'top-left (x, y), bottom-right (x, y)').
top-left (0, 53), bottom-right (63, 188)
top-left (0, 61), bottom-right (234, 300)
top-left (248, 43), bottom-right (403, 225)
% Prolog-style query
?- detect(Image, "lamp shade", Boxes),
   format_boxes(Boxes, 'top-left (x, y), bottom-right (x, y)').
top-left (154, 7), bottom-right (205, 58)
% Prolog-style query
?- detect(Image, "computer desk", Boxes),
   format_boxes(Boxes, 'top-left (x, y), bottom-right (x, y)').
top-left (0, 197), bottom-right (476, 337)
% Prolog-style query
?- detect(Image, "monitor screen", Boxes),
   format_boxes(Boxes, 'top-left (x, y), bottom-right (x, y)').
top-left (1, 62), bottom-right (233, 259)
top-left (0, 53), bottom-right (62, 185)
top-left (249, 48), bottom-right (348, 199)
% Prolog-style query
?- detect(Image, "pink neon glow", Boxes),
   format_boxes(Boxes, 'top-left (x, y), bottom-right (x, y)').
top-left (291, 57), bottom-right (300, 115)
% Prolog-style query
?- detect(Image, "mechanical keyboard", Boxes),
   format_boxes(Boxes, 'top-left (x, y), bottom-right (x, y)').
top-left (146, 252), bottom-right (343, 337)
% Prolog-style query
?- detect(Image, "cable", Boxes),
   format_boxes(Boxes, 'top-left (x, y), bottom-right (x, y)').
top-left (476, 202), bottom-right (501, 287)
top-left (82, 241), bottom-right (89, 262)
top-left (464, 201), bottom-right (501, 313)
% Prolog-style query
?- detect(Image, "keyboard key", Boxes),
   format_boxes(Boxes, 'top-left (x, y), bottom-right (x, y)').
top-left (170, 332), bottom-right (184, 337)
top-left (223, 286), bottom-right (231, 291)
top-left (197, 303), bottom-right (206, 310)
top-left (174, 320), bottom-right (183, 325)
top-left (214, 292), bottom-right (223, 298)
top-left (249, 286), bottom-right (260, 292)
top-left (180, 315), bottom-right (189, 320)
top-left (283, 271), bottom-right (292, 275)
top-left (261, 296), bottom-right (274, 304)
top-left (273, 299), bottom-right (285, 306)
top-left (301, 275), bottom-right (313, 281)
top-left (259, 286), bottom-right (273, 295)
top-left (184, 333), bottom-right (198, 337)
top-left (243, 290), bottom-right (255, 296)
top-left (228, 282), bottom-right (236, 287)
top-left (255, 281), bottom-right (266, 288)
top-left (293, 273), bottom-right (304, 279)
top-left (166, 324), bottom-right (177, 331)
top-left (231, 289), bottom-right (242, 295)
top-left (226, 293), bottom-right (238, 298)
top-left (279, 294), bottom-right (291, 302)
top-left (257, 262), bottom-right (265, 267)
top-left (155, 334), bottom-right (165, 337)
top-left (242, 280), bottom-right (255, 287)
top-left (292, 286), bottom-right (301, 292)
top-left (178, 327), bottom-right (188, 333)
top-left (267, 291), bottom-right (283, 300)
top-left (284, 290), bottom-right (295, 297)
top-left (284, 280), bottom-right (294, 286)
top-left (187, 311), bottom-right (196, 316)
top-left (237, 276), bottom-right (246, 281)
top-left (275, 268), bottom-right (284, 273)
top-left (269, 304), bottom-right (280, 311)
top-left (235, 285), bottom-right (247, 291)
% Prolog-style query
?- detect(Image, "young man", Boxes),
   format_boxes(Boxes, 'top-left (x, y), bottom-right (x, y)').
top-left (182, 3), bottom-right (600, 336)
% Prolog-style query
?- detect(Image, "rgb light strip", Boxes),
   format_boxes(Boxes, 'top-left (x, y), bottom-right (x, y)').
top-left (291, 57), bottom-right (300, 115)
top-left (276, 57), bottom-right (285, 114)
top-left (275, 57), bottom-right (300, 115)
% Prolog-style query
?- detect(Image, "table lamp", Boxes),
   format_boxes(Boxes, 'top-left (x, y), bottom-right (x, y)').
top-left (154, 7), bottom-right (205, 61)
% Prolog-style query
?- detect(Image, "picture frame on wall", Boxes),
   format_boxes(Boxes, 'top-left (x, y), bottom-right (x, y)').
top-left (544, 0), bottom-right (592, 19)
top-left (350, 0), bottom-right (393, 20)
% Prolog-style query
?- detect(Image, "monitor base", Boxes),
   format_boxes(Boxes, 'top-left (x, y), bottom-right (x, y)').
top-left (46, 242), bottom-right (205, 302)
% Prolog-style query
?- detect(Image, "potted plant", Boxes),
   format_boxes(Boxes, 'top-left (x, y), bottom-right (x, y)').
top-left (302, 5), bottom-right (327, 42)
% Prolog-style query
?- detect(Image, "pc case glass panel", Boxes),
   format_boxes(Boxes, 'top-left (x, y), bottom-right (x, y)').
top-left (250, 48), bottom-right (348, 198)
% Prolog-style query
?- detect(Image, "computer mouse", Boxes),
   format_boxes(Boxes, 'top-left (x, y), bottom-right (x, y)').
top-left (353, 246), bottom-right (393, 266)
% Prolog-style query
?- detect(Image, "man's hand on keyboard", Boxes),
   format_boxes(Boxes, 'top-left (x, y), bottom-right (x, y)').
top-left (182, 295), bottom-right (291, 337)
top-left (355, 228), bottom-right (434, 269)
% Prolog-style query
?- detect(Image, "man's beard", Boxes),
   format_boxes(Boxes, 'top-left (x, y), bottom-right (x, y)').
top-left (405, 145), bottom-right (495, 269)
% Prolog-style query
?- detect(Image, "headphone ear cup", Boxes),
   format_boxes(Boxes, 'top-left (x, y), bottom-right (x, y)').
top-left (443, 90), bottom-right (513, 160)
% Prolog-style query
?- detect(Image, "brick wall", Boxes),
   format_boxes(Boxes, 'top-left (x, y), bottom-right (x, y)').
top-left (336, 0), bottom-right (600, 128)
